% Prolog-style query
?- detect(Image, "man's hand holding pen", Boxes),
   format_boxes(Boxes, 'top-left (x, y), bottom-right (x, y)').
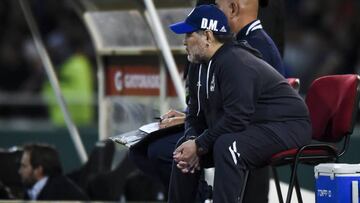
top-left (158, 109), bottom-right (186, 129)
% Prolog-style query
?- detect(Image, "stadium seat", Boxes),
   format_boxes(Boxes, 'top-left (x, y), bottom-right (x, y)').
top-left (67, 139), bottom-right (115, 191)
top-left (270, 74), bottom-right (360, 203)
top-left (0, 147), bottom-right (23, 198)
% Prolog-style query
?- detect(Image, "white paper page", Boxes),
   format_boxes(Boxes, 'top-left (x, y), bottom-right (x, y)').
top-left (139, 122), bottom-right (160, 134)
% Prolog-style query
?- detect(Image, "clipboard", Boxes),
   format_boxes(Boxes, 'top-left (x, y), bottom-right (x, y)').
top-left (109, 122), bottom-right (184, 148)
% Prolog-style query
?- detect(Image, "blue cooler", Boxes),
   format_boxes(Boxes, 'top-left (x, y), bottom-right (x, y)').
top-left (315, 163), bottom-right (360, 203)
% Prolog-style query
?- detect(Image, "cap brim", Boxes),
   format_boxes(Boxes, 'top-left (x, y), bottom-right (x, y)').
top-left (169, 21), bottom-right (197, 34)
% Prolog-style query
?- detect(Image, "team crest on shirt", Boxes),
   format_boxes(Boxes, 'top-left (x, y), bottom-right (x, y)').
top-left (210, 74), bottom-right (215, 92)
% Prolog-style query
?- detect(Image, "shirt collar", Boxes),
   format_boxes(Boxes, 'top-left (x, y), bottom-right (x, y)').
top-left (27, 176), bottom-right (48, 200)
top-left (236, 20), bottom-right (263, 40)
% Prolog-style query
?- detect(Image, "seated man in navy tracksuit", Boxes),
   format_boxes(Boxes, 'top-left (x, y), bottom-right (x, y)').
top-left (129, 0), bottom-right (286, 202)
top-left (167, 5), bottom-right (311, 203)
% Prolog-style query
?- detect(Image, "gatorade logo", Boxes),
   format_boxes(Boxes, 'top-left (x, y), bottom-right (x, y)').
top-left (115, 71), bottom-right (123, 91)
top-left (201, 18), bottom-right (218, 31)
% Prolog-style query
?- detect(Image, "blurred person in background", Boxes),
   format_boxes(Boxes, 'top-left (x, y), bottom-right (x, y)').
top-left (31, 0), bottom-right (96, 126)
top-left (41, 30), bottom-right (95, 126)
top-left (0, 0), bottom-right (95, 122)
top-left (18, 143), bottom-right (88, 200)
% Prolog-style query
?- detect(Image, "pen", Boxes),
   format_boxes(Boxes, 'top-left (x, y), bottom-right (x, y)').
top-left (154, 117), bottom-right (163, 122)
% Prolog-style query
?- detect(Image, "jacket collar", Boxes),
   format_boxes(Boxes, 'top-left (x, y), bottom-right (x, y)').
top-left (236, 20), bottom-right (263, 40)
top-left (27, 176), bottom-right (48, 200)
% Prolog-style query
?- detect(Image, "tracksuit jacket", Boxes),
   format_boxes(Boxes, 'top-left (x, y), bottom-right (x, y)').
top-left (184, 41), bottom-right (310, 154)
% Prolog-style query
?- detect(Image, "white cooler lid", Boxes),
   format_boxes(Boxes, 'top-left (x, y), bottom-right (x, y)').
top-left (315, 163), bottom-right (360, 179)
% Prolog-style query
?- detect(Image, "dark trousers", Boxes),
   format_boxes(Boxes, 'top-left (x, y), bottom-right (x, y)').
top-left (243, 166), bottom-right (270, 203)
top-left (129, 131), bottom-right (272, 203)
top-left (129, 131), bottom-right (212, 202)
top-left (128, 131), bottom-right (183, 191)
top-left (168, 122), bottom-right (307, 203)
top-left (168, 135), bottom-right (248, 203)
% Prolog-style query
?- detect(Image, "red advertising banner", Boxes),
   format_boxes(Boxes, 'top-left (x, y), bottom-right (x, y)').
top-left (106, 65), bottom-right (182, 96)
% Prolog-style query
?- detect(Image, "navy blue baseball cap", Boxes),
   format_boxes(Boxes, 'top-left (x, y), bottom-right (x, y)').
top-left (169, 5), bottom-right (230, 35)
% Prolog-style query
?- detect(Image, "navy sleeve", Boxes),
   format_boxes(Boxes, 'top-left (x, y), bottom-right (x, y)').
top-left (184, 64), bottom-right (207, 139)
top-left (184, 98), bottom-right (206, 139)
top-left (246, 31), bottom-right (285, 76)
top-left (258, 41), bottom-right (284, 76)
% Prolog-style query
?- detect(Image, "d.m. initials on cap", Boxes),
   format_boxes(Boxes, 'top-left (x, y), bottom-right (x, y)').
top-left (200, 18), bottom-right (218, 31)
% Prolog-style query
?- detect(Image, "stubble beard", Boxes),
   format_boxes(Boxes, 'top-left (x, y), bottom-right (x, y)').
top-left (187, 45), bottom-right (207, 63)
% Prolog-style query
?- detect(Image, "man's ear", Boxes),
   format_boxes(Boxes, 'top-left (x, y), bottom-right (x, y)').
top-left (204, 30), bottom-right (214, 44)
top-left (229, 0), bottom-right (240, 19)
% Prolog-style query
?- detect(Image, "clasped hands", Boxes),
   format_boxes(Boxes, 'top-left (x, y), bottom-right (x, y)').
top-left (158, 109), bottom-right (200, 173)
top-left (173, 139), bottom-right (201, 173)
